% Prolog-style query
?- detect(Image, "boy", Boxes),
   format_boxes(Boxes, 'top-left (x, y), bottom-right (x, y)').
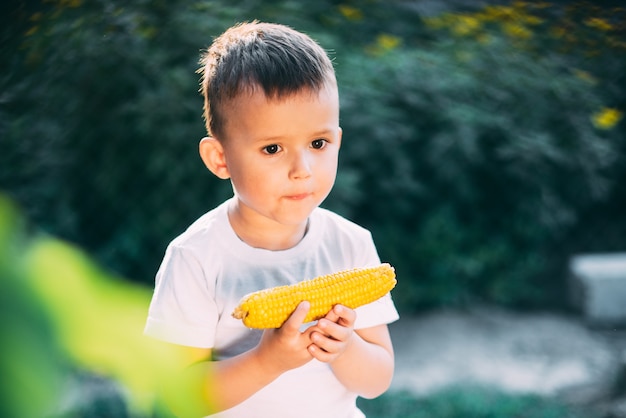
top-left (144, 21), bottom-right (399, 417)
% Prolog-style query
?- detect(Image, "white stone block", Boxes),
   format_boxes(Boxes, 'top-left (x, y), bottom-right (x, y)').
top-left (569, 253), bottom-right (626, 325)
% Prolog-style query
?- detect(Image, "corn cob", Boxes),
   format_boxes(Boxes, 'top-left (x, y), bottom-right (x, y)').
top-left (231, 263), bottom-right (396, 329)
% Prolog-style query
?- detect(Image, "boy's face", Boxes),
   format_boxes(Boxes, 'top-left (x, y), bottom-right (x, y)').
top-left (218, 84), bottom-right (342, 228)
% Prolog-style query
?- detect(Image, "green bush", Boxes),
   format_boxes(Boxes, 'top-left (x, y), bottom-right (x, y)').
top-left (335, 22), bottom-right (620, 310)
top-left (1, 0), bottom-right (624, 311)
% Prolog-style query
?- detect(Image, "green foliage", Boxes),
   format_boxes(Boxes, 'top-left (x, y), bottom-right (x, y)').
top-left (0, 195), bottom-right (216, 417)
top-left (0, 196), bottom-right (64, 418)
top-left (335, 12), bottom-right (622, 309)
top-left (1, 0), bottom-right (625, 312)
top-left (1, 0), bottom-right (230, 282)
top-left (357, 387), bottom-right (597, 418)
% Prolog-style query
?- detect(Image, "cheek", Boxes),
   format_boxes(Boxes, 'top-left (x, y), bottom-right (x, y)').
top-left (319, 155), bottom-right (339, 182)
top-left (227, 154), bottom-right (260, 181)
top-left (232, 162), bottom-right (280, 193)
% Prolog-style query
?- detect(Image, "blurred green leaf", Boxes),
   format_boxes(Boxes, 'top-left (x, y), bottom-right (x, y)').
top-left (25, 237), bottom-right (215, 415)
top-left (0, 196), bottom-right (65, 417)
top-left (0, 194), bottom-right (216, 416)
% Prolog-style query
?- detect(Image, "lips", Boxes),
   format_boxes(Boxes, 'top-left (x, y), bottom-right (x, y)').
top-left (284, 192), bottom-right (313, 200)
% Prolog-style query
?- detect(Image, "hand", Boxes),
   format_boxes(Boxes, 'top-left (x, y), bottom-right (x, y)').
top-left (254, 301), bottom-right (315, 374)
top-left (307, 304), bottom-right (356, 363)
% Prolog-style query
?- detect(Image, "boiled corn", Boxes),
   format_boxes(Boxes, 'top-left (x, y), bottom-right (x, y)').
top-left (232, 263), bottom-right (396, 329)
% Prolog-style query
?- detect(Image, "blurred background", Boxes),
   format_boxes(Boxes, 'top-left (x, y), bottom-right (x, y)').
top-left (1, 0), bottom-right (625, 417)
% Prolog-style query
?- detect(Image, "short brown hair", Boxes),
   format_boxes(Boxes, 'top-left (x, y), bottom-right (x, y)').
top-left (198, 21), bottom-right (336, 139)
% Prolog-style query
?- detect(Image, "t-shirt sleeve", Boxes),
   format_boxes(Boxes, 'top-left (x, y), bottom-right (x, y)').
top-left (353, 229), bottom-right (400, 330)
top-left (144, 244), bottom-right (218, 348)
top-left (354, 293), bottom-right (399, 329)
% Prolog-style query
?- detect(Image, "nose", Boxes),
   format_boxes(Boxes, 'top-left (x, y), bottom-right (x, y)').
top-left (289, 150), bottom-right (312, 180)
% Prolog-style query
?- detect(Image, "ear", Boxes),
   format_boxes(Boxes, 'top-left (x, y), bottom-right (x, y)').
top-left (199, 137), bottom-right (230, 179)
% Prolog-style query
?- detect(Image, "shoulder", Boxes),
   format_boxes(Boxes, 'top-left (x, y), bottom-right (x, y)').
top-left (154, 202), bottom-right (232, 291)
top-left (167, 201), bottom-right (229, 257)
top-left (311, 207), bottom-right (379, 265)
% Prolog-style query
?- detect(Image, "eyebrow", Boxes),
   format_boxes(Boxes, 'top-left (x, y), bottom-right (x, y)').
top-left (254, 129), bottom-right (336, 143)
top-left (311, 129), bottom-right (335, 137)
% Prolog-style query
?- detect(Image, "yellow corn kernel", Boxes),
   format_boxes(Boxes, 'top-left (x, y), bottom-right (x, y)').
top-left (231, 263), bottom-right (396, 329)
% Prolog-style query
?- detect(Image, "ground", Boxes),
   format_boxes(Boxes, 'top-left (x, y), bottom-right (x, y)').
top-left (389, 305), bottom-right (626, 415)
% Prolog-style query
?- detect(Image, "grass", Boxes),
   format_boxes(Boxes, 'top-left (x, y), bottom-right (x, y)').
top-left (357, 386), bottom-right (599, 418)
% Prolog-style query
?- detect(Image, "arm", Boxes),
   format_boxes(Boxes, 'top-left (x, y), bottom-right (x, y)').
top-left (177, 302), bottom-right (316, 415)
top-left (307, 305), bottom-right (395, 398)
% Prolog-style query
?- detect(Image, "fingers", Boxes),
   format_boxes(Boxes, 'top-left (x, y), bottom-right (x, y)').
top-left (308, 337), bottom-right (341, 362)
top-left (308, 322), bottom-right (352, 363)
top-left (307, 305), bottom-right (357, 363)
top-left (314, 305), bottom-right (356, 340)
top-left (310, 325), bottom-right (342, 349)
top-left (323, 304), bottom-right (356, 327)
top-left (255, 301), bottom-right (315, 372)
top-left (281, 301), bottom-right (311, 333)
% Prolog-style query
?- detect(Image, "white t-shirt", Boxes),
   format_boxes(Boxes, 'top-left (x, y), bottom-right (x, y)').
top-left (144, 198), bottom-right (399, 418)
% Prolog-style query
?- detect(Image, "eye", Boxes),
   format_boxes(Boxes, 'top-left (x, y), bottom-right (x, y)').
top-left (311, 139), bottom-right (326, 150)
top-left (263, 144), bottom-right (281, 154)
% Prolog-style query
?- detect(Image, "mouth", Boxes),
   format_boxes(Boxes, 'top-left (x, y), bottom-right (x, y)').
top-left (284, 192), bottom-right (313, 201)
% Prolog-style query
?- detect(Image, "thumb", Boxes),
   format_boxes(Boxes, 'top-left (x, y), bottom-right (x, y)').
top-left (282, 301), bottom-right (310, 332)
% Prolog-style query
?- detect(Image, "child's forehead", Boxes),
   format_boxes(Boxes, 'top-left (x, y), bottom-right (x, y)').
top-left (220, 83), bottom-right (339, 139)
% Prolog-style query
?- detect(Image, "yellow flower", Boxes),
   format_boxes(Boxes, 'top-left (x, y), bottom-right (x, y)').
top-left (452, 15), bottom-right (481, 36)
top-left (502, 22), bottom-right (532, 39)
top-left (584, 17), bottom-right (613, 31)
top-left (338, 5), bottom-right (363, 21)
top-left (523, 15), bottom-right (544, 25)
top-left (483, 5), bottom-right (516, 20)
top-left (365, 34), bottom-right (402, 56)
top-left (376, 33), bottom-right (401, 51)
top-left (592, 108), bottom-right (623, 130)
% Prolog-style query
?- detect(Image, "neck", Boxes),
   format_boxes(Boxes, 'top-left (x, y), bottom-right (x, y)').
top-left (227, 201), bottom-right (309, 251)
